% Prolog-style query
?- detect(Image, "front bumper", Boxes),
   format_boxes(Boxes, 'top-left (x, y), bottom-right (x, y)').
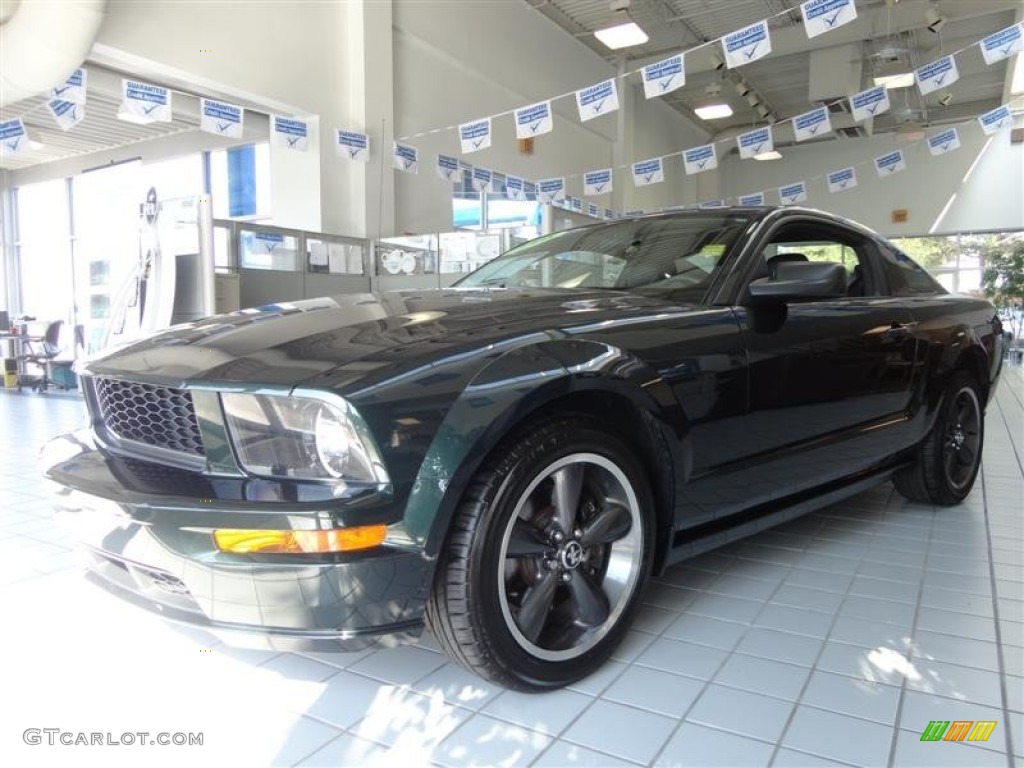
top-left (42, 431), bottom-right (430, 652)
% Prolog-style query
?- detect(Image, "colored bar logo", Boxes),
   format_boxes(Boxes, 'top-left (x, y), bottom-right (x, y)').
top-left (920, 721), bottom-right (996, 742)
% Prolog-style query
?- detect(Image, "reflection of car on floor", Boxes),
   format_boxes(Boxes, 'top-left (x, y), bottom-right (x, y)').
top-left (42, 206), bottom-right (1003, 691)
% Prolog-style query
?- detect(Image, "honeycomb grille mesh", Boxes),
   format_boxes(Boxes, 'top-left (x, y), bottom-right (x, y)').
top-left (93, 378), bottom-right (205, 457)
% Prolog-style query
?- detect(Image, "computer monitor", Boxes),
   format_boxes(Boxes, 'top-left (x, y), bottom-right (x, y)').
top-left (0, 311), bottom-right (9, 333)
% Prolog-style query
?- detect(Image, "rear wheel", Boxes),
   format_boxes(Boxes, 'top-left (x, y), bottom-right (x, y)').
top-left (894, 371), bottom-right (984, 505)
top-left (427, 416), bottom-right (653, 691)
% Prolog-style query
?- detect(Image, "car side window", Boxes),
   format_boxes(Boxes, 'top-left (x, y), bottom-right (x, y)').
top-left (876, 244), bottom-right (946, 296)
top-left (757, 223), bottom-right (879, 298)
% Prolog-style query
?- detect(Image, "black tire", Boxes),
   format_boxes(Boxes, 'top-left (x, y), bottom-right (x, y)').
top-left (426, 415), bottom-right (654, 691)
top-left (894, 370), bottom-right (984, 505)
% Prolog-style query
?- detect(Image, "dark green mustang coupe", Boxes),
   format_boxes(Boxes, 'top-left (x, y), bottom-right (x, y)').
top-left (42, 207), bottom-right (1003, 690)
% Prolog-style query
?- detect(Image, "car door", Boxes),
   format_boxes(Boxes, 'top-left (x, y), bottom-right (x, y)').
top-left (728, 215), bottom-right (918, 499)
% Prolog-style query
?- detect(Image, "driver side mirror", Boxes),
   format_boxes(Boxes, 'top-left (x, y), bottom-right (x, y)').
top-left (748, 261), bottom-right (847, 303)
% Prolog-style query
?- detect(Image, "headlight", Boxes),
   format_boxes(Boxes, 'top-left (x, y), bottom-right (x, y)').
top-left (220, 393), bottom-right (386, 483)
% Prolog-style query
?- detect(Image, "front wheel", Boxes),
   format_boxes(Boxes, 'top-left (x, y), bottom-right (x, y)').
top-left (427, 416), bottom-right (654, 691)
top-left (894, 371), bottom-right (984, 505)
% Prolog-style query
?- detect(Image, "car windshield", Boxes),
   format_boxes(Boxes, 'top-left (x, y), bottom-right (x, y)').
top-left (458, 213), bottom-right (753, 299)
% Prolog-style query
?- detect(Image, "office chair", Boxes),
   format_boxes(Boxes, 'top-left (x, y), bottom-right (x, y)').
top-left (20, 319), bottom-right (64, 392)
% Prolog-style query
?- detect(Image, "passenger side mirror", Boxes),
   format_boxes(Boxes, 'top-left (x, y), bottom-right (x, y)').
top-left (748, 261), bottom-right (848, 303)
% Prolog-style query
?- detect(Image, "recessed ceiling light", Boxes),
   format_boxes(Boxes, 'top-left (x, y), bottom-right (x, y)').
top-left (594, 21), bottom-right (649, 50)
top-left (694, 103), bottom-right (734, 120)
top-left (753, 150), bottom-right (782, 161)
top-left (28, 140), bottom-right (44, 151)
top-left (873, 72), bottom-right (915, 89)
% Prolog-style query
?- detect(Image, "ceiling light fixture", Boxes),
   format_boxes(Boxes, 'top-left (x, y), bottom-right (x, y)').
top-left (694, 82), bottom-right (733, 121)
top-left (594, 1), bottom-right (648, 50)
top-left (753, 150), bottom-right (782, 161)
top-left (117, 109), bottom-right (156, 125)
top-left (873, 72), bottom-right (915, 89)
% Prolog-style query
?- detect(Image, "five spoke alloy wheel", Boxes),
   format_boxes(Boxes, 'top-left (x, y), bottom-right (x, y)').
top-left (427, 416), bottom-right (653, 691)
top-left (498, 453), bottom-right (643, 662)
top-left (894, 370), bottom-right (985, 505)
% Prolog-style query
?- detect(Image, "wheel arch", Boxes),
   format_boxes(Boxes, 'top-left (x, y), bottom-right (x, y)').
top-left (402, 339), bottom-right (685, 581)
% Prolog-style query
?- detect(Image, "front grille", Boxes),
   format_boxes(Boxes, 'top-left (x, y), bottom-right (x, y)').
top-left (93, 378), bottom-right (205, 457)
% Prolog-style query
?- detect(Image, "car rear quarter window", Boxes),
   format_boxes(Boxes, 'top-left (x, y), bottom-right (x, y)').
top-left (878, 244), bottom-right (946, 296)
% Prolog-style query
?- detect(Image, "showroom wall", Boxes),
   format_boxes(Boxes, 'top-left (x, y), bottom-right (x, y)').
top-left (718, 117), bottom-right (1024, 237)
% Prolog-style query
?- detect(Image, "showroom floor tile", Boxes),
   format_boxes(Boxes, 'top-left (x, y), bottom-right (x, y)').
top-left (2, 366), bottom-right (1022, 767)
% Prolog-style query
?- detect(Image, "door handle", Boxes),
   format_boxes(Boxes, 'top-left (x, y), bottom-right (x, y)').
top-left (882, 322), bottom-right (914, 342)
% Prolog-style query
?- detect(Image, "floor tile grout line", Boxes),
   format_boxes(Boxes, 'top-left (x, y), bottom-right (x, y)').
top-left (883, 480), bottom-right (937, 768)
top-left (982, 466), bottom-right (1018, 767)
top-left (647, 545), bottom-right (804, 767)
top-left (766, 508), bottom-right (890, 768)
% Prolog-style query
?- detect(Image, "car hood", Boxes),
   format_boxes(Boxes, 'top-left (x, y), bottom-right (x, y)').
top-left (82, 288), bottom-right (692, 388)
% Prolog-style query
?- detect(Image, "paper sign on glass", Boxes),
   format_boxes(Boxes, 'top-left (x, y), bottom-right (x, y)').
top-left (393, 142), bottom-right (418, 173)
top-left (576, 79), bottom-right (619, 122)
top-left (459, 118), bottom-right (491, 153)
top-left (849, 86), bottom-right (890, 123)
top-left (337, 130), bottom-right (369, 161)
top-left (978, 105), bottom-right (1012, 135)
top-left (0, 118), bottom-right (28, 155)
top-left (874, 149), bottom-right (906, 177)
top-left (927, 128), bottom-right (961, 156)
top-left (801, 0), bottom-right (856, 39)
top-left (778, 182), bottom-right (808, 204)
top-left (643, 54), bottom-right (685, 99)
top-left (47, 100), bottom-right (84, 131)
top-left (737, 127), bottom-right (773, 159)
top-left (739, 193), bottom-right (765, 206)
top-left (51, 68), bottom-right (86, 104)
top-left (683, 144), bottom-right (718, 175)
top-left (436, 154), bottom-right (460, 182)
top-left (587, 203), bottom-right (600, 218)
top-left (632, 157), bottom-right (664, 186)
top-left (979, 23), bottom-right (1023, 66)
top-left (699, 200), bottom-right (726, 209)
top-left (722, 20), bottom-right (771, 69)
top-left (505, 175), bottom-right (526, 200)
top-left (515, 101), bottom-right (553, 139)
top-left (792, 107), bottom-right (831, 142)
top-left (827, 167), bottom-right (857, 193)
top-left (916, 55), bottom-right (959, 96)
top-left (121, 79), bottom-right (171, 123)
top-left (583, 169), bottom-right (613, 196)
top-left (272, 116), bottom-right (308, 151)
top-left (570, 197), bottom-right (583, 213)
top-left (471, 167), bottom-right (493, 193)
top-left (537, 177), bottom-right (566, 204)
top-left (201, 99), bottom-right (244, 139)
top-left (603, 209), bottom-right (616, 220)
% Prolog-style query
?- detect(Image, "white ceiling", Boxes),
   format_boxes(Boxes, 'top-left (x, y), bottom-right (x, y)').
top-left (529, 0), bottom-right (1020, 139)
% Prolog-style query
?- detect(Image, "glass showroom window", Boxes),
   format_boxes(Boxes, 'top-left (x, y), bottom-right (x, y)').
top-left (73, 160), bottom-right (143, 353)
top-left (14, 179), bottom-right (74, 333)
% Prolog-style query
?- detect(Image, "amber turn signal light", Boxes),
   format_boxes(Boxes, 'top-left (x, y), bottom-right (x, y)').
top-left (213, 525), bottom-right (386, 554)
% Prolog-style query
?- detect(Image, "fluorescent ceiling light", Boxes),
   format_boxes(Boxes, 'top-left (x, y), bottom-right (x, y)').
top-left (694, 103), bottom-right (734, 120)
top-left (753, 150), bottom-right (782, 161)
top-left (117, 109), bottom-right (157, 125)
top-left (28, 140), bottom-right (44, 150)
top-left (594, 21), bottom-right (649, 50)
top-left (873, 72), bottom-right (915, 89)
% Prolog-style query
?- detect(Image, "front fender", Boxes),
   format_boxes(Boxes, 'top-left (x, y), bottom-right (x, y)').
top-left (401, 339), bottom-right (685, 565)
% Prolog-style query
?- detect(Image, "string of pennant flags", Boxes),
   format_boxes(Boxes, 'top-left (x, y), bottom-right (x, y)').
top-left (363, 1), bottom-right (1022, 219)
top-left (0, 0), bottom-right (1019, 218)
